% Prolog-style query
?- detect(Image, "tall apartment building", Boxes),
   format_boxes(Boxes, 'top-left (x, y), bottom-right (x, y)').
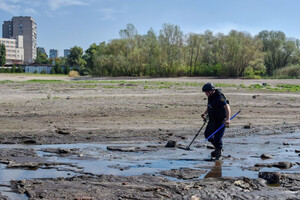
top-left (49, 49), bottom-right (59, 58)
top-left (2, 16), bottom-right (37, 63)
top-left (64, 49), bottom-right (70, 58)
top-left (0, 35), bottom-right (24, 64)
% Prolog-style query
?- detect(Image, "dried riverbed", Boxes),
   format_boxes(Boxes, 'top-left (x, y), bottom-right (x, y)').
top-left (0, 74), bottom-right (299, 199)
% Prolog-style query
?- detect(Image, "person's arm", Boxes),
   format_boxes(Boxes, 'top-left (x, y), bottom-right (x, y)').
top-left (202, 108), bottom-right (208, 119)
top-left (224, 104), bottom-right (231, 124)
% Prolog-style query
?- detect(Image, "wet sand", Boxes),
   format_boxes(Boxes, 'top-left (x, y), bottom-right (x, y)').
top-left (0, 74), bottom-right (299, 199)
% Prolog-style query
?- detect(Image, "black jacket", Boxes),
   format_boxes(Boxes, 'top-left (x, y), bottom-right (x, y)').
top-left (207, 89), bottom-right (228, 122)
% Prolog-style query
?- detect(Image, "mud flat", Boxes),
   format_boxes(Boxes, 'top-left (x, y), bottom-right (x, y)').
top-left (0, 74), bottom-right (299, 199)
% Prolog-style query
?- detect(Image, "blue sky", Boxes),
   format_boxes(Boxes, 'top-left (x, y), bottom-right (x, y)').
top-left (1, 0), bottom-right (300, 56)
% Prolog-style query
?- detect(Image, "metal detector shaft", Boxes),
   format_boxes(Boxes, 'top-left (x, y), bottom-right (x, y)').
top-left (186, 120), bottom-right (207, 149)
top-left (205, 110), bottom-right (241, 142)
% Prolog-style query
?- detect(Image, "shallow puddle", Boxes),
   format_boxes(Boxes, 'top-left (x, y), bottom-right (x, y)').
top-left (0, 130), bottom-right (299, 199)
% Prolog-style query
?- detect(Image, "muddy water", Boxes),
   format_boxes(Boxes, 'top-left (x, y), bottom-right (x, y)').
top-left (0, 131), bottom-right (299, 199)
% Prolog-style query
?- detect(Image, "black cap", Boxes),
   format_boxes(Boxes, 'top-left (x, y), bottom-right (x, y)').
top-left (202, 82), bottom-right (215, 92)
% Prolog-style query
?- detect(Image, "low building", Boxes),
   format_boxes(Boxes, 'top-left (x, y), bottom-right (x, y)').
top-left (24, 64), bottom-right (70, 74)
top-left (24, 64), bottom-right (52, 73)
top-left (0, 35), bottom-right (24, 64)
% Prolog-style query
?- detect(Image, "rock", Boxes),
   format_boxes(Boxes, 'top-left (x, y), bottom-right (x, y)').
top-left (106, 146), bottom-right (139, 152)
top-left (165, 140), bottom-right (176, 148)
top-left (23, 139), bottom-right (37, 144)
top-left (260, 153), bottom-right (274, 159)
top-left (7, 161), bottom-right (39, 169)
top-left (258, 172), bottom-right (281, 184)
top-left (244, 123), bottom-right (252, 129)
top-left (273, 162), bottom-right (293, 169)
top-left (160, 168), bottom-right (207, 180)
top-left (254, 161), bottom-right (293, 169)
top-left (56, 128), bottom-right (72, 135)
top-left (58, 148), bottom-right (70, 154)
top-left (191, 196), bottom-right (201, 200)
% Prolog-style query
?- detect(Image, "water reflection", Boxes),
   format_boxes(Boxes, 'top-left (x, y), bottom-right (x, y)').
top-left (204, 161), bottom-right (222, 179)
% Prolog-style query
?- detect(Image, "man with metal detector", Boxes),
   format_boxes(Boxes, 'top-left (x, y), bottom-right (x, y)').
top-left (201, 83), bottom-right (231, 160)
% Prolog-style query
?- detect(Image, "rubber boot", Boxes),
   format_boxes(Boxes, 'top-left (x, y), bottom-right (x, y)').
top-left (211, 149), bottom-right (223, 158)
top-left (211, 149), bottom-right (217, 158)
top-left (215, 148), bottom-right (222, 160)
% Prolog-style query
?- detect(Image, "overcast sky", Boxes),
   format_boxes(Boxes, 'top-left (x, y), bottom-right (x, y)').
top-left (1, 0), bottom-right (300, 56)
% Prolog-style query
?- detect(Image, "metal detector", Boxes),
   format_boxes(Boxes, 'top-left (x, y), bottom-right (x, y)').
top-left (178, 118), bottom-right (207, 151)
top-left (179, 110), bottom-right (241, 151)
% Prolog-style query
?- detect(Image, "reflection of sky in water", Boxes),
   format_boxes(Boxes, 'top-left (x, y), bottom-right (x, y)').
top-left (0, 164), bottom-right (75, 183)
top-left (0, 163), bottom-right (76, 200)
top-left (0, 131), bottom-right (299, 199)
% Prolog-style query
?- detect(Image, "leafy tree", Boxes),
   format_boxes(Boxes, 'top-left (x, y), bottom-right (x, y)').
top-left (35, 50), bottom-right (49, 64)
top-left (50, 67), bottom-right (55, 74)
top-left (0, 43), bottom-right (6, 66)
top-left (67, 46), bottom-right (87, 75)
top-left (84, 42), bottom-right (107, 75)
top-left (64, 65), bottom-right (70, 75)
top-left (11, 65), bottom-right (16, 73)
top-left (16, 65), bottom-right (23, 73)
top-left (158, 23), bottom-right (183, 76)
top-left (185, 33), bottom-right (204, 75)
top-left (258, 30), bottom-right (297, 75)
top-left (219, 30), bottom-right (265, 77)
top-left (142, 28), bottom-right (161, 76)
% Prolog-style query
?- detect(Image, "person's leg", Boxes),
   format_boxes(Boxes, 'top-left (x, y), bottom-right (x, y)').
top-left (211, 122), bottom-right (225, 160)
top-left (204, 121), bottom-right (218, 158)
top-left (204, 122), bottom-right (215, 144)
top-left (211, 124), bottom-right (225, 150)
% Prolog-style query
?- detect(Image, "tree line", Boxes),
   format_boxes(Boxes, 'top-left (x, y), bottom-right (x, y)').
top-left (2, 23), bottom-right (300, 78)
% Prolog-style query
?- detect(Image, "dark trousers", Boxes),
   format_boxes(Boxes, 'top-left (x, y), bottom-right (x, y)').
top-left (204, 120), bottom-right (225, 149)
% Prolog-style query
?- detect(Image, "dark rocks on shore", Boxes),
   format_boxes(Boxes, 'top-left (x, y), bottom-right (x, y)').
top-left (255, 161), bottom-right (293, 169)
top-left (273, 161), bottom-right (293, 169)
top-left (55, 127), bottom-right (74, 135)
top-left (260, 153), bottom-right (274, 159)
top-left (165, 140), bottom-right (176, 147)
top-left (258, 171), bottom-right (281, 184)
top-left (160, 168), bottom-right (207, 180)
top-left (244, 123), bottom-right (252, 129)
top-left (106, 146), bottom-right (140, 152)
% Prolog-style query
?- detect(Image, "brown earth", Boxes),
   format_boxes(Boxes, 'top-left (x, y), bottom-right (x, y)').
top-left (0, 74), bottom-right (299, 199)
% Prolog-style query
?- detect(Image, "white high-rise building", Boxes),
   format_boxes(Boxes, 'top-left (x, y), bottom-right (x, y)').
top-left (2, 16), bottom-right (37, 63)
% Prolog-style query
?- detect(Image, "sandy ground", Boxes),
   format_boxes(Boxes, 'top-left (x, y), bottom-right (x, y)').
top-left (0, 74), bottom-right (299, 199)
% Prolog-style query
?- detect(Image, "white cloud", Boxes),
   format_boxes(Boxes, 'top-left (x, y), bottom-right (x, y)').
top-left (0, 0), bottom-right (21, 15)
top-left (48, 0), bottom-right (90, 11)
top-left (24, 7), bottom-right (38, 15)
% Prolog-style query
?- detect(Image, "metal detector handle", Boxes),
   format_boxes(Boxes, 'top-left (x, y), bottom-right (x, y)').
top-left (205, 110), bottom-right (241, 142)
top-left (186, 120), bottom-right (207, 149)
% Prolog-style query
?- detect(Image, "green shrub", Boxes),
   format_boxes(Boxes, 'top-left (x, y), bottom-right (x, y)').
top-left (273, 65), bottom-right (300, 78)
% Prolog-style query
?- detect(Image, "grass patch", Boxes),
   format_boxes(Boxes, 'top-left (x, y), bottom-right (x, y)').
top-left (0, 80), bottom-right (14, 84)
top-left (276, 84), bottom-right (300, 92)
top-left (26, 79), bottom-right (66, 84)
top-left (248, 83), bottom-right (300, 92)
